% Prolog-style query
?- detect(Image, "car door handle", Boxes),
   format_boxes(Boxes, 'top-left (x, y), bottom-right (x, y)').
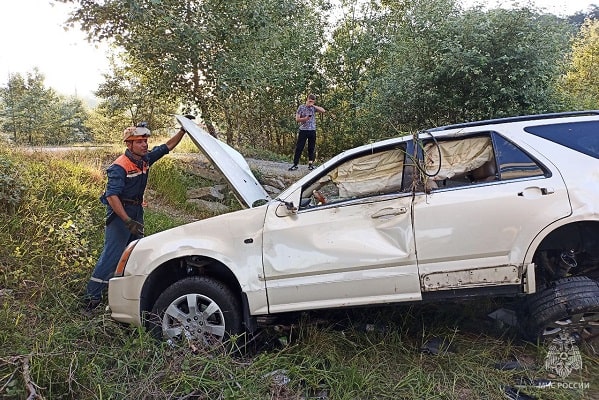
top-left (540, 187), bottom-right (554, 195)
top-left (371, 207), bottom-right (408, 218)
top-left (517, 187), bottom-right (554, 197)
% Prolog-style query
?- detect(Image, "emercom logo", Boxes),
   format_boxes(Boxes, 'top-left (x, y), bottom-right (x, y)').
top-left (544, 332), bottom-right (583, 378)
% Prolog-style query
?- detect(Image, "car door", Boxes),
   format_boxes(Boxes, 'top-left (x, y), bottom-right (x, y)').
top-left (412, 131), bottom-right (571, 292)
top-left (262, 146), bottom-right (421, 313)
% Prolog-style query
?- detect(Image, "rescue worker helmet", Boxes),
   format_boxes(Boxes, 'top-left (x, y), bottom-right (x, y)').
top-left (123, 126), bottom-right (151, 142)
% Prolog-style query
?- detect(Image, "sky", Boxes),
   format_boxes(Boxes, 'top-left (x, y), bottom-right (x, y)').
top-left (0, 0), bottom-right (596, 100)
top-left (0, 0), bottom-right (110, 99)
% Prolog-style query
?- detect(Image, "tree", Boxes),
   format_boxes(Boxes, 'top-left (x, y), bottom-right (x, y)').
top-left (209, 0), bottom-right (329, 152)
top-left (0, 73), bottom-right (27, 142)
top-left (59, 0), bottom-right (578, 156)
top-left (375, 0), bottom-right (573, 130)
top-left (62, 0), bottom-right (329, 144)
top-left (559, 18), bottom-right (599, 109)
top-left (59, 96), bottom-right (92, 143)
top-left (0, 69), bottom-right (88, 145)
top-left (92, 56), bottom-right (179, 143)
top-left (319, 0), bottom-right (391, 156)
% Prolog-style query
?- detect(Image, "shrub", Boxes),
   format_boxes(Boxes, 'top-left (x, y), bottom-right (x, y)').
top-left (0, 155), bottom-right (27, 214)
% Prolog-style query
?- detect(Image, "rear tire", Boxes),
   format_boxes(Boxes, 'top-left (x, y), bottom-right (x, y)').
top-left (148, 276), bottom-right (243, 351)
top-left (522, 276), bottom-right (599, 342)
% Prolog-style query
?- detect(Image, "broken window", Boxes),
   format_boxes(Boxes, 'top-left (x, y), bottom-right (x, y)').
top-left (301, 147), bottom-right (406, 207)
top-left (421, 132), bottom-right (545, 191)
top-left (424, 135), bottom-right (497, 189)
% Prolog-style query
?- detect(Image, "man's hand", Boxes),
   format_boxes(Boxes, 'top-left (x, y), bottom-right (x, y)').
top-left (124, 217), bottom-right (144, 236)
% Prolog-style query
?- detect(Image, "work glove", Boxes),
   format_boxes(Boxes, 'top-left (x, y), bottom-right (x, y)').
top-left (124, 217), bottom-right (144, 236)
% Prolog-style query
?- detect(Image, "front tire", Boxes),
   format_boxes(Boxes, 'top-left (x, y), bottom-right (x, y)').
top-left (522, 276), bottom-right (599, 342)
top-left (149, 276), bottom-right (243, 350)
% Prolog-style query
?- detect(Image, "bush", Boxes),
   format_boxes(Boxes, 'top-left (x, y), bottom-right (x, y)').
top-left (0, 154), bottom-right (27, 214)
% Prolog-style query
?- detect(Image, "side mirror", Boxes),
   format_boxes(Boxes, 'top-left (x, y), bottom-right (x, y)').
top-left (275, 200), bottom-right (297, 217)
top-left (284, 201), bottom-right (297, 214)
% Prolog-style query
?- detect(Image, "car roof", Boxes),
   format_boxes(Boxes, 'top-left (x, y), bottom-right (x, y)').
top-left (426, 110), bottom-right (599, 133)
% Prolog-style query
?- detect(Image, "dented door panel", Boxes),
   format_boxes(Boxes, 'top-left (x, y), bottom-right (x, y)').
top-left (262, 195), bottom-right (420, 313)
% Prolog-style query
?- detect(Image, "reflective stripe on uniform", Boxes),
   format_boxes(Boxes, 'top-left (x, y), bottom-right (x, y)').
top-left (125, 171), bottom-right (144, 178)
top-left (90, 276), bottom-right (110, 284)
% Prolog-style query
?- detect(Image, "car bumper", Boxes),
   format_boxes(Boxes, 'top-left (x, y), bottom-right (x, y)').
top-left (107, 275), bottom-right (146, 326)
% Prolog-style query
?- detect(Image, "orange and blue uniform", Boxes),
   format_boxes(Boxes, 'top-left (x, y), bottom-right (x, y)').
top-left (85, 145), bottom-right (170, 301)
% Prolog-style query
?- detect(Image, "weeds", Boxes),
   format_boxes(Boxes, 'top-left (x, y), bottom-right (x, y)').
top-left (0, 153), bottom-right (27, 214)
top-left (0, 147), bottom-right (597, 399)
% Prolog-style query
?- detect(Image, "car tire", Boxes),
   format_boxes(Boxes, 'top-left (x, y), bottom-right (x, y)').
top-left (521, 276), bottom-right (599, 342)
top-left (148, 276), bottom-right (243, 350)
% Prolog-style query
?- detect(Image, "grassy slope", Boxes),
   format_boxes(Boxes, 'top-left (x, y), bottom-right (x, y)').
top-left (0, 147), bottom-right (597, 399)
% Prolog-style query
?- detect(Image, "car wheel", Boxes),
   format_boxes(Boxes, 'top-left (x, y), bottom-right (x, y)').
top-left (522, 276), bottom-right (599, 342)
top-left (149, 276), bottom-right (242, 349)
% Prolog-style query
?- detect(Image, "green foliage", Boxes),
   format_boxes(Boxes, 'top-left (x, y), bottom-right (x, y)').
top-left (372, 1), bottom-right (574, 130)
top-left (559, 18), bottom-right (599, 109)
top-left (319, 1), bottom-right (391, 155)
top-left (93, 57), bottom-right (179, 140)
top-left (65, 0), bottom-right (331, 151)
top-left (2, 0), bottom-right (591, 162)
top-left (148, 157), bottom-right (189, 204)
top-left (0, 69), bottom-right (91, 145)
top-left (0, 0), bottom-right (571, 165)
top-left (172, 135), bottom-right (199, 154)
top-left (240, 145), bottom-right (289, 162)
top-left (0, 152), bottom-right (105, 290)
top-left (0, 154), bottom-right (27, 213)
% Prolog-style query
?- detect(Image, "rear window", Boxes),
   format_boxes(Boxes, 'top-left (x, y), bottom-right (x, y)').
top-left (524, 121), bottom-right (599, 159)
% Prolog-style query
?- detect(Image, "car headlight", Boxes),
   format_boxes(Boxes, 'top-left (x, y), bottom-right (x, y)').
top-left (114, 240), bottom-right (139, 277)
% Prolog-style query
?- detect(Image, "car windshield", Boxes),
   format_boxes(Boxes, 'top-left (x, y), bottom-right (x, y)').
top-left (524, 121), bottom-right (599, 159)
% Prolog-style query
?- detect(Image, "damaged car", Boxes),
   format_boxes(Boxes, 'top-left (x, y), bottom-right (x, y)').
top-left (108, 112), bottom-right (599, 347)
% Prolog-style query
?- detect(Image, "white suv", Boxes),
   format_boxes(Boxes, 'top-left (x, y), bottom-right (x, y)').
top-left (108, 112), bottom-right (599, 347)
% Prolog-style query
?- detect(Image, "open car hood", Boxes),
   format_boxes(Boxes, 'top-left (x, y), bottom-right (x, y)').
top-left (176, 115), bottom-right (270, 208)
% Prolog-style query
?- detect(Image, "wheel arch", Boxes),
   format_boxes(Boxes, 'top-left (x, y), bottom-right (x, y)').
top-left (139, 255), bottom-right (245, 321)
top-left (525, 220), bottom-right (599, 289)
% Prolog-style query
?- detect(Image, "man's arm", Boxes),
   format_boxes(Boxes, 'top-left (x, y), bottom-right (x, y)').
top-left (106, 195), bottom-right (144, 235)
top-left (106, 195), bottom-right (130, 222)
top-left (295, 106), bottom-right (310, 123)
top-left (296, 112), bottom-right (310, 123)
top-left (165, 128), bottom-right (186, 151)
top-left (314, 105), bottom-right (326, 113)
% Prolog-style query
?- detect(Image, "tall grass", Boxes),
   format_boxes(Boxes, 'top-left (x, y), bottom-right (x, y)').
top-left (0, 147), bottom-right (597, 399)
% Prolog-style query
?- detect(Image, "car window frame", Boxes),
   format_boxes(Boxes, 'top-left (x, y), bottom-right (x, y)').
top-left (413, 131), bottom-right (551, 194)
top-left (297, 143), bottom-right (412, 212)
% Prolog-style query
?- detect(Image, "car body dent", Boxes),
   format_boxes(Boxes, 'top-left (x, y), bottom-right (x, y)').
top-left (421, 264), bottom-right (520, 291)
top-left (262, 192), bottom-right (421, 313)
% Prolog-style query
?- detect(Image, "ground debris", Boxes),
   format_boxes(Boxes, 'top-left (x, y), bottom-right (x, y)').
top-left (420, 336), bottom-right (457, 355)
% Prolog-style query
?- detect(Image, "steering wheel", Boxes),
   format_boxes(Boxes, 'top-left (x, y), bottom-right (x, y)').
top-left (312, 190), bottom-right (327, 205)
